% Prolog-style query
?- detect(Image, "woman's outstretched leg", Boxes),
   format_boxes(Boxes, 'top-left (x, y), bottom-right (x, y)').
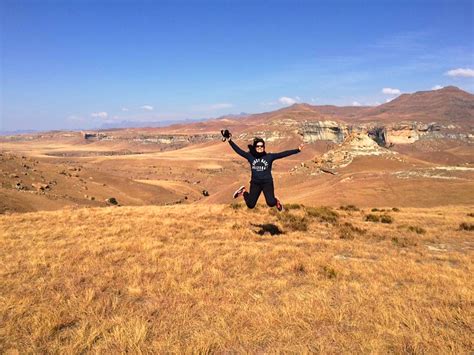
top-left (243, 182), bottom-right (262, 209)
top-left (263, 181), bottom-right (283, 211)
top-left (262, 181), bottom-right (277, 207)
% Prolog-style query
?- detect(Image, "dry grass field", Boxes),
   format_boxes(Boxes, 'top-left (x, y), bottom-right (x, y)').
top-left (1, 203), bottom-right (473, 353)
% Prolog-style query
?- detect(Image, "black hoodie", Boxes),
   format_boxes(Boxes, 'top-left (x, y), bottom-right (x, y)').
top-left (229, 139), bottom-right (300, 182)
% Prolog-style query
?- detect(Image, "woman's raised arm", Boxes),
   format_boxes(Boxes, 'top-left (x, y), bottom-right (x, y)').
top-left (228, 139), bottom-right (251, 160)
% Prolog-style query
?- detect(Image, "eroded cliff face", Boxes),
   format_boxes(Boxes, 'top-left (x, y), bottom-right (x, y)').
top-left (319, 132), bottom-right (397, 168)
top-left (297, 120), bottom-right (471, 146)
top-left (97, 133), bottom-right (220, 145)
top-left (299, 121), bottom-right (349, 143)
top-left (373, 122), bottom-right (471, 145)
top-left (384, 123), bottom-right (439, 145)
top-left (79, 119), bottom-right (471, 150)
top-left (237, 130), bottom-right (293, 142)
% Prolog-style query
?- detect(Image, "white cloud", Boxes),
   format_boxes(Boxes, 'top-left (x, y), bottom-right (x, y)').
top-left (121, 107), bottom-right (129, 112)
top-left (140, 105), bottom-right (154, 111)
top-left (445, 68), bottom-right (474, 77)
top-left (91, 112), bottom-right (108, 118)
top-left (382, 88), bottom-right (401, 95)
top-left (432, 85), bottom-right (443, 90)
top-left (278, 96), bottom-right (299, 106)
top-left (352, 101), bottom-right (362, 106)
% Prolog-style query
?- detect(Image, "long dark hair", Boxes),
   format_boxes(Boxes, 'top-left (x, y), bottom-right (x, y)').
top-left (248, 137), bottom-right (266, 158)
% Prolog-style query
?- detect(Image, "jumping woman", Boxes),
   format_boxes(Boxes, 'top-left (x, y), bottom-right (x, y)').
top-left (221, 129), bottom-right (304, 211)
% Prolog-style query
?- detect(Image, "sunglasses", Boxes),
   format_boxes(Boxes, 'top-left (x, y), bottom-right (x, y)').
top-left (256, 144), bottom-right (264, 148)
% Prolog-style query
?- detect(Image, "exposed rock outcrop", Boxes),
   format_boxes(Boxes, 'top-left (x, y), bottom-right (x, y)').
top-left (238, 131), bottom-right (292, 142)
top-left (299, 121), bottom-right (349, 143)
top-left (320, 132), bottom-right (397, 169)
top-left (99, 133), bottom-right (221, 146)
top-left (383, 122), bottom-right (467, 145)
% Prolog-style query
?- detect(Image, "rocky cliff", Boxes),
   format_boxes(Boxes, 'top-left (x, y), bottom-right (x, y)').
top-left (299, 121), bottom-right (350, 143)
top-left (297, 120), bottom-right (471, 146)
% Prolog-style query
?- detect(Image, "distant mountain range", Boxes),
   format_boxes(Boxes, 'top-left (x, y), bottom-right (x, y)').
top-left (2, 87), bottom-right (472, 135)
top-left (152, 86), bottom-right (473, 135)
top-left (246, 86), bottom-right (474, 125)
top-left (98, 118), bottom-right (209, 130)
top-left (0, 129), bottom-right (40, 136)
top-left (98, 113), bottom-right (251, 130)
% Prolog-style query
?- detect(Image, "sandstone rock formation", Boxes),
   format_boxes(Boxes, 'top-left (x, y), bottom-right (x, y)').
top-left (299, 121), bottom-right (349, 143)
top-left (320, 132), bottom-right (396, 169)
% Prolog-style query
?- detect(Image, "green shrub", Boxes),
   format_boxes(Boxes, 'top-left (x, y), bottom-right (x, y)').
top-left (392, 207), bottom-right (400, 212)
top-left (365, 214), bottom-right (380, 222)
top-left (277, 212), bottom-right (308, 231)
top-left (380, 215), bottom-right (393, 224)
top-left (339, 204), bottom-right (359, 211)
top-left (306, 206), bottom-right (339, 224)
top-left (338, 222), bottom-right (366, 240)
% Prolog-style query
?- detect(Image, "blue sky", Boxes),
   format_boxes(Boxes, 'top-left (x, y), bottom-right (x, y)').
top-left (1, 0), bottom-right (473, 131)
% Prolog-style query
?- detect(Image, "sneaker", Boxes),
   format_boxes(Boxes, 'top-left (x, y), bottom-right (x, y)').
top-left (276, 198), bottom-right (284, 212)
top-left (233, 185), bottom-right (246, 199)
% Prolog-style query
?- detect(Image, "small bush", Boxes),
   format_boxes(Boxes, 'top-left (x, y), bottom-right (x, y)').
top-left (277, 212), bottom-right (308, 231)
top-left (306, 206), bottom-right (339, 224)
top-left (467, 213), bottom-right (474, 217)
top-left (392, 207), bottom-right (400, 212)
top-left (408, 225), bottom-right (426, 234)
top-left (380, 215), bottom-right (393, 224)
top-left (338, 222), bottom-right (366, 240)
top-left (339, 204), bottom-right (359, 211)
top-left (286, 203), bottom-right (303, 210)
top-left (459, 222), bottom-right (474, 231)
top-left (365, 214), bottom-right (380, 222)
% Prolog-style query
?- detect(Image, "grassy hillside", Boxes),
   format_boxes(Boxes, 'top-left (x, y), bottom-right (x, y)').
top-left (1, 204), bottom-right (473, 353)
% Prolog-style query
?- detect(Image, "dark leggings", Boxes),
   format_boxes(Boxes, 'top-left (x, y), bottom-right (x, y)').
top-left (243, 181), bottom-right (277, 209)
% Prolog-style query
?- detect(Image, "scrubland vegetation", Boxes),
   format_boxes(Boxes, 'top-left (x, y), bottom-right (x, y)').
top-left (0, 204), bottom-right (473, 353)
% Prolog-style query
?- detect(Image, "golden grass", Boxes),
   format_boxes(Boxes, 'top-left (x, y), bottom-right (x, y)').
top-left (1, 204), bottom-right (473, 353)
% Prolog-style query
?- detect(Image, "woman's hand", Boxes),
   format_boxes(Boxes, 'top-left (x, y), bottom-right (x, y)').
top-left (221, 129), bottom-right (232, 142)
top-left (298, 143), bottom-right (304, 151)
